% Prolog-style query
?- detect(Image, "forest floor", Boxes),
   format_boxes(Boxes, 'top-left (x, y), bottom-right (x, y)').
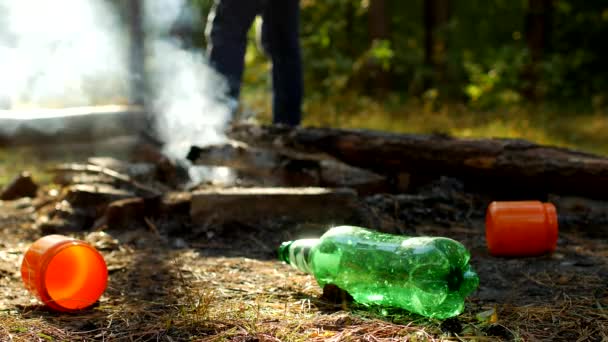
top-left (1, 103), bottom-right (608, 341)
top-left (0, 164), bottom-right (607, 341)
top-left (1, 196), bottom-right (607, 341)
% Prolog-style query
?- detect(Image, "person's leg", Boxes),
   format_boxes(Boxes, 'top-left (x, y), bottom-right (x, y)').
top-left (261, 0), bottom-right (303, 126)
top-left (206, 0), bottom-right (260, 101)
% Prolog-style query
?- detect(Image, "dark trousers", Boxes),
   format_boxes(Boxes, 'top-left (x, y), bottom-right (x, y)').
top-left (206, 0), bottom-right (302, 126)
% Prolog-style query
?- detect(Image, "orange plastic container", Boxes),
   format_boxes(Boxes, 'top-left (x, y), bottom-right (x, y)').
top-left (21, 235), bottom-right (108, 311)
top-left (485, 201), bottom-right (558, 256)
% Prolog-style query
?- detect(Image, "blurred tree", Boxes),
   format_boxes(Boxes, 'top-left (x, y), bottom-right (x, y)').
top-left (183, 0), bottom-right (608, 107)
top-left (127, 0), bottom-right (145, 107)
top-left (424, 0), bottom-right (450, 89)
top-left (548, 0), bottom-right (608, 102)
top-left (367, 0), bottom-right (392, 94)
top-left (523, 0), bottom-right (553, 100)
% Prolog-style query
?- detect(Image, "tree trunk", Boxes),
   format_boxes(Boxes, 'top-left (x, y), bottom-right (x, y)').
top-left (128, 0), bottom-right (146, 107)
top-left (523, 0), bottom-right (553, 100)
top-left (228, 123), bottom-right (608, 200)
top-left (424, 0), bottom-right (450, 89)
top-left (345, 1), bottom-right (356, 57)
top-left (367, 0), bottom-right (392, 94)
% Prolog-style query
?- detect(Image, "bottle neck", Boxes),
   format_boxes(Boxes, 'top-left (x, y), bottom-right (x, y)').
top-left (278, 239), bottom-right (320, 274)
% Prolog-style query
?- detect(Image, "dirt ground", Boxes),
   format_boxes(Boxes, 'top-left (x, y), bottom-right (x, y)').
top-left (0, 186), bottom-right (607, 342)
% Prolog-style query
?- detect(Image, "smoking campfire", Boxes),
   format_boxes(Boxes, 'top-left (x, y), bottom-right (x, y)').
top-left (1, 0), bottom-right (608, 340)
top-left (2, 116), bottom-right (608, 339)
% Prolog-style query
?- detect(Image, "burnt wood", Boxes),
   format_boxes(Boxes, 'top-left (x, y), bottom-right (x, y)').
top-left (228, 123), bottom-right (608, 199)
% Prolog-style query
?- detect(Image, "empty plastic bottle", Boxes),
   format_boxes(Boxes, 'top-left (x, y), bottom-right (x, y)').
top-left (278, 225), bottom-right (479, 319)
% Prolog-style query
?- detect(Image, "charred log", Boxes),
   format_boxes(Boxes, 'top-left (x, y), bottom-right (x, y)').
top-left (188, 141), bottom-right (390, 195)
top-left (228, 123), bottom-right (608, 199)
top-left (190, 187), bottom-right (360, 225)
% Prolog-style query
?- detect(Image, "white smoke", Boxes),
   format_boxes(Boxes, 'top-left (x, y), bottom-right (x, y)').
top-left (0, 0), bottom-right (234, 185)
top-left (144, 0), bottom-right (231, 156)
top-left (144, 0), bottom-right (234, 185)
top-left (0, 0), bottom-right (129, 108)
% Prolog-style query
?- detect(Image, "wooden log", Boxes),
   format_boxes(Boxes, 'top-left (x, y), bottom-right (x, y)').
top-left (190, 187), bottom-right (359, 224)
top-left (228, 123), bottom-right (608, 199)
top-left (0, 105), bottom-right (146, 147)
top-left (50, 163), bottom-right (162, 197)
top-left (87, 157), bottom-right (157, 181)
top-left (187, 141), bottom-right (390, 195)
top-left (63, 184), bottom-right (136, 208)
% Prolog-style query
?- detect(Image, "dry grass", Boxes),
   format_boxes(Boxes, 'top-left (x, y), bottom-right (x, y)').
top-left (0, 163), bottom-right (607, 341)
top-left (0, 211), bottom-right (607, 341)
top-left (243, 89), bottom-right (608, 157)
top-left (0, 239), bottom-right (454, 341)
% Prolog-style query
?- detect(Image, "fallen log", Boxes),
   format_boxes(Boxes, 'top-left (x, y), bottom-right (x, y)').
top-left (190, 187), bottom-right (360, 225)
top-left (187, 141), bottom-right (390, 195)
top-left (62, 184), bottom-right (136, 208)
top-left (50, 163), bottom-right (162, 197)
top-left (228, 123), bottom-right (608, 199)
top-left (0, 105), bottom-right (147, 147)
top-left (87, 157), bottom-right (157, 181)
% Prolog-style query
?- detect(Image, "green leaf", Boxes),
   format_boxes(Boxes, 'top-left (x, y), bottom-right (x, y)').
top-left (37, 333), bottom-right (54, 341)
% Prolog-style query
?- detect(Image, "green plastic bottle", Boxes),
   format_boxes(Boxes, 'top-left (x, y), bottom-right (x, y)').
top-left (278, 225), bottom-right (479, 319)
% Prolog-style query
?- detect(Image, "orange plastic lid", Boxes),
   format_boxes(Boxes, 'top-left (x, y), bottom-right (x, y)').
top-left (485, 201), bottom-right (558, 256)
top-left (21, 235), bottom-right (108, 311)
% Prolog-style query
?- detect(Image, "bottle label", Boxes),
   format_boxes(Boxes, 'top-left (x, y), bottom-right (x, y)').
top-left (288, 239), bottom-right (319, 274)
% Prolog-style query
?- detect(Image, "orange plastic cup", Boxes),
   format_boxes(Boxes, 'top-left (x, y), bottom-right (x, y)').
top-left (21, 235), bottom-right (108, 311)
top-left (485, 201), bottom-right (558, 256)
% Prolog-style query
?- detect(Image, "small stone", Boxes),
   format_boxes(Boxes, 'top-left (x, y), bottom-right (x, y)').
top-left (85, 231), bottom-right (120, 251)
top-left (1, 171), bottom-right (38, 200)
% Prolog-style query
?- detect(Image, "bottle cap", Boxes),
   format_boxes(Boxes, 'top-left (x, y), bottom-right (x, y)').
top-left (485, 201), bottom-right (558, 256)
top-left (21, 235), bottom-right (108, 311)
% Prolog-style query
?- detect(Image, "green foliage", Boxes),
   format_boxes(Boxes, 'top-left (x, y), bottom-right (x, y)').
top-left (369, 39), bottom-right (395, 71)
top-left (299, 0), bottom-right (368, 94)
top-left (188, 0), bottom-right (608, 108)
top-left (545, 0), bottom-right (608, 101)
top-left (462, 46), bottom-right (528, 108)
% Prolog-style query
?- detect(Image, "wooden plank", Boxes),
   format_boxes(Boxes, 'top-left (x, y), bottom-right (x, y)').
top-left (190, 187), bottom-right (359, 224)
